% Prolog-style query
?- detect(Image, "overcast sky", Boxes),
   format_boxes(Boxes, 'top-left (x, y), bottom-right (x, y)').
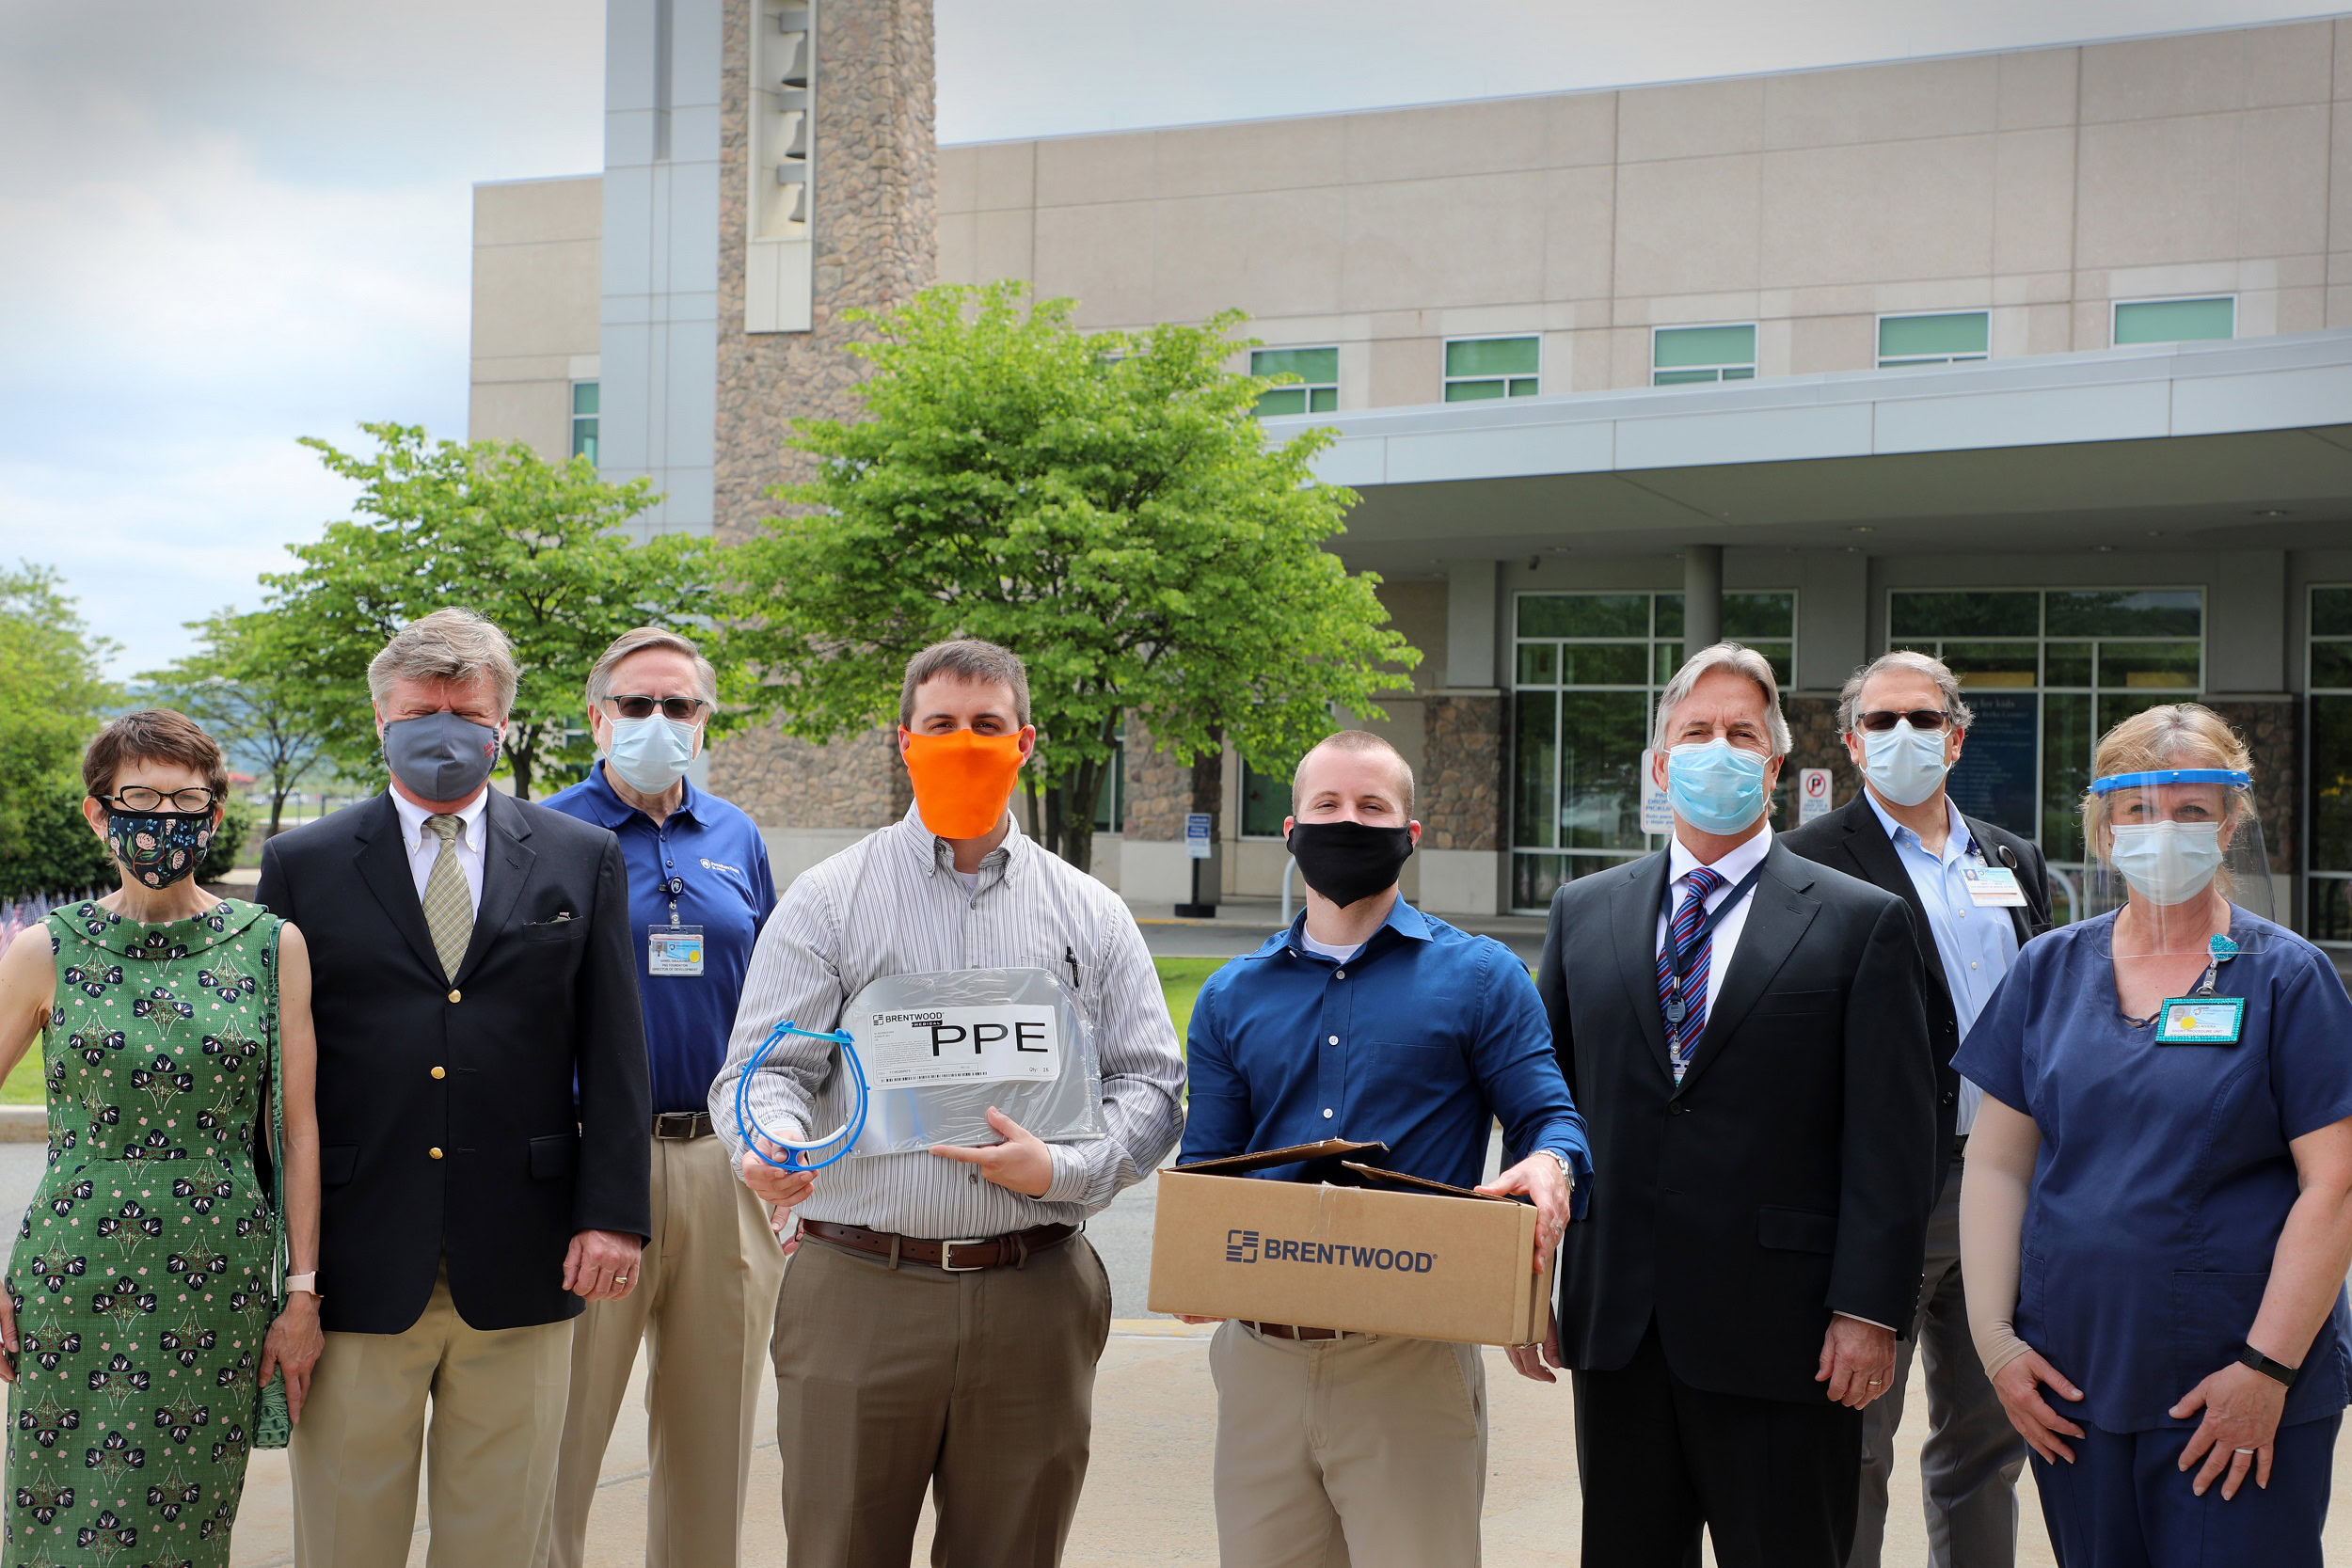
top-left (1, 0), bottom-right (2337, 675)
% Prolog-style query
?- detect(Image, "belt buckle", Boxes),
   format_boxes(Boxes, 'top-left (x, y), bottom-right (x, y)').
top-left (938, 1238), bottom-right (990, 1273)
top-left (654, 1111), bottom-right (697, 1139)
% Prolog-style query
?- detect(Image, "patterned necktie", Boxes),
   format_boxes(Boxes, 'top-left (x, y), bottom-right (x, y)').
top-left (421, 815), bottom-right (473, 981)
top-left (1657, 864), bottom-right (1725, 1081)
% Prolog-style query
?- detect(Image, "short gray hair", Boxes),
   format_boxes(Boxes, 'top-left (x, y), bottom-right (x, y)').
top-left (586, 626), bottom-right (718, 709)
top-left (1836, 650), bottom-right (1974, 736)
top-left (1650, 642), bottom-right (1793, 755)
top-left (368, 608), bottom-right (518, 716)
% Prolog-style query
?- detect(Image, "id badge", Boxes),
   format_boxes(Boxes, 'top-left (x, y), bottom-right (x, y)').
top-left (648, 925), bottom-right (705, 977)
top-left (2155, 996), bottom-right (2245, 1046)
top-left (1962, 865), bottom-right (2029, 908)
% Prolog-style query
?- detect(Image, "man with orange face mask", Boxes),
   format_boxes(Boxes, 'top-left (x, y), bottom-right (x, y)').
top-left (708, 638), bottom-right (1185, 1568)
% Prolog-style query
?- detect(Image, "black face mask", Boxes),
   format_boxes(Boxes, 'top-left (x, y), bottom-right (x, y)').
top-left (1285, 819), bottom-right (1414, 909)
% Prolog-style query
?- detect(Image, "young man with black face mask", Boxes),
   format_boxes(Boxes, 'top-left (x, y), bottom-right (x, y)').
top-left (1180, 729), bottom-right (1590, 1568)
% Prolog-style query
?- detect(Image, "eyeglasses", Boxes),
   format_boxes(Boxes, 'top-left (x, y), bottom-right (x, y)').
top-left (606, 694), bottom-right (709, 722)
top-left (99, 787), bottom-right (218, 814)
top-left (1856, 709), bottom-right (1951, 734)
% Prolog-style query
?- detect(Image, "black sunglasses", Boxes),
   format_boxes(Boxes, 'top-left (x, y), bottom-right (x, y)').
top-left (606, 694), bottom-right (708, 722)
top-left (1857, 708), bottom-right (1951, 734)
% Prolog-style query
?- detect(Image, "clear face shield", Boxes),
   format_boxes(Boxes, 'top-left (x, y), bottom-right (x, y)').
top-left (2080, 768), bottom-right (2274, 958)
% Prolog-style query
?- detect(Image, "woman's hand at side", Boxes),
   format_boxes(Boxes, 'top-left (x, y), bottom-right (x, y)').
top-left (2171, 1361), bottom-right (2286, 1498)
top-left (1989, 1347), bottom-right (2087, 1464)
top-left (260, 1293), bottom-right (326, 1423)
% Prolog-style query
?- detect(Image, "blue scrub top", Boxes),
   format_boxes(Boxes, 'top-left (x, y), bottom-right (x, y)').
top-left (1955, 910), bottom-right (2352, 1432)
top-left (541, 765), bottom-right (777, 1115)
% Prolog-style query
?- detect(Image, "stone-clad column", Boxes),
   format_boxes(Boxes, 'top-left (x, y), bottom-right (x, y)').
top-left (706, 0), bottom-right (938, 861)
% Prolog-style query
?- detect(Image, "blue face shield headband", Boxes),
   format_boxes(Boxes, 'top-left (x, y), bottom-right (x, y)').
top-left (2086, 768), bottom-right (2252, 794)
top-left (734, 1021), bottom-right (870, 1172)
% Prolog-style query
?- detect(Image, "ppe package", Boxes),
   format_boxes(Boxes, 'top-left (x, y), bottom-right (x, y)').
top-left (839, 967), bottom-right (1105, 1157)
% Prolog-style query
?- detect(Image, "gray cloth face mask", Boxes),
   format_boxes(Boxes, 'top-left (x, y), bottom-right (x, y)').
top-left (383, 711), bottom-right (503, 801)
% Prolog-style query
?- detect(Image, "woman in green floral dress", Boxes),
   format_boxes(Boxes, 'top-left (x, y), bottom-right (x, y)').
top-left (0, 711), bottom-right (321, 1566)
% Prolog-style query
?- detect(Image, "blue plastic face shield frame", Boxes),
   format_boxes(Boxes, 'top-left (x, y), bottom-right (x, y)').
top-left (735, 1021), bottom-right (870, 1172)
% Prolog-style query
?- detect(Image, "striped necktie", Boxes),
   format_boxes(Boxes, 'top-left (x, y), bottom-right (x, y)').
top-left (421, 814), bottom-right (474, 982)
top-left (1657, 864), bottom-right (1725, 1081)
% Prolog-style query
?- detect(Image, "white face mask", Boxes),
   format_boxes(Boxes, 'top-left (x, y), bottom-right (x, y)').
top-left (2108, 821), bottom-right (2224, 907)
top-left (603, 714), bottom-right (699, 795)
top-left (1860, 721), bottom-right (1950, 808)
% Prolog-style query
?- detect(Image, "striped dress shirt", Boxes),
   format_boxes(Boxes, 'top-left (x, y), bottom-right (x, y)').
top-left (708, 803), bottom-right (1185, 1239)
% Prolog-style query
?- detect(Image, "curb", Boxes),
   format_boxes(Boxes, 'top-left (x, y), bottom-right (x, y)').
top-left (0, 1106), bottom-right (46, 1144)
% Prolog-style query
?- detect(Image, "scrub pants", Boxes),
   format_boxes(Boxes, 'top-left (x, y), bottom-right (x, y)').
top-left (2030, 1413), bottom-right (2340, 1568)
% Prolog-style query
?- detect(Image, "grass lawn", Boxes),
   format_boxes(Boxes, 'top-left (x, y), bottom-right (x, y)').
top-left (0, 958), bottom-right (1236, 1117)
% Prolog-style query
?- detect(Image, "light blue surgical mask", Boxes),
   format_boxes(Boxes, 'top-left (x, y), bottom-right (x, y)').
top-left (1666, 739), bottom-right (1770, 836)
top-left (604, 714), bottom-right (699, 794)
top-left (1860, 720), bottom-right (1950, 808)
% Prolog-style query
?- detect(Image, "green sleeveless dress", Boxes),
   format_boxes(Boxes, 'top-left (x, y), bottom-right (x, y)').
top-left (4, 898), bottom-right (280, 1567)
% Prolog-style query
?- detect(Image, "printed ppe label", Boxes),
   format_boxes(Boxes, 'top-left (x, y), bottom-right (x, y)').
top-left (2155, 996), bottom-right (2246, 1046)
top-left (859, 1004), bottom-right (1061, 1088)
top-left (1962, 865), bottom-right (2029, 908)
top-left (648, 926), bottom-right (705, 976)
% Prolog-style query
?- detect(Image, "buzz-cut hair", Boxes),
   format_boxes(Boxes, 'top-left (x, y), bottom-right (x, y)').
top-left (898, 639), bottom-right (1032, 728)
top-left (1289, 729), bottom-right (1415, 816)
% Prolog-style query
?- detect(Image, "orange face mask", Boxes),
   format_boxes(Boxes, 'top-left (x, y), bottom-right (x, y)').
top-left (899, 727), bottom-right (1027, 839)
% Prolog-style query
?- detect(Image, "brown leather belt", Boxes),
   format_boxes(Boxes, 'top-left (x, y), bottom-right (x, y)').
top-left (802, 1219), bottom-right (1077, 1272)
top-left (1244, 1322), bottom-right (1354, 1341)
top-left (653, 1111), bottom-right (713, 1140)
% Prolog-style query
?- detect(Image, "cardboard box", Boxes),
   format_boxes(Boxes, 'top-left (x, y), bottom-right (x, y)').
top-left (1147, 1140), bottom-right (1556, 1346)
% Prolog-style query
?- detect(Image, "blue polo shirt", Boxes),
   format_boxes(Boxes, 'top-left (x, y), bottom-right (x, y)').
top-left (1182, 897), bottom-right (1591, 1210)
top-left (542, 765), bottom-right (777, 1115)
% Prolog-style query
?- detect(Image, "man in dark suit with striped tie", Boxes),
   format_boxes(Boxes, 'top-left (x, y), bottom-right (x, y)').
top-left (1524, 641), bottom-right (1938, 1567)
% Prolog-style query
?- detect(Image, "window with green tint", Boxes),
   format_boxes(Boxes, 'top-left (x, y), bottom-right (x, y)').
top-left (2113, 296), bottom-right (2234, 346)
top-left (2309, 588), bottom-right (2352, 938)
top-left (1887, 588), bottom-right (2206, 892)
top-left (570, 381), bottom-right (599, 464)
top-left (1251, 347), bottom-right (1339, 418)
top-left (1091, 717), bottom-right (1128, 833)
top-left (1879, 311), bottom-right (1989, 367)
top-left (1653, 325), bottom-right (1756, 386)
top-left (1511, 589), bottom-right (1796, 909)
top-left (1444, 337), bottom-right (1539, 402)
top-left (1241, 760), bottom-right (1294, 838)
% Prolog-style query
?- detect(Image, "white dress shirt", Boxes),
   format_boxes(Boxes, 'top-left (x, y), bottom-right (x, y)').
top-left (1652, 822), bottom-right (1775, 1006)
top-left (710, 804), bottom-right (1185, 1239)
top-left (389, 785), bottom-right (489, 915)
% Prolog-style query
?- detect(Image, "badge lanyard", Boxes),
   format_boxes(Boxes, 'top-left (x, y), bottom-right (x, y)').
top-left (2153, 935), bottom-right (2246, 1046)
top-left (1660, 863), bottom-right (1767, 1063)
top-left (647, 872), bottom-right (705, 978)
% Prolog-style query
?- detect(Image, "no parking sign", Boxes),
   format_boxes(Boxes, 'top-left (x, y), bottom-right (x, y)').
top-left (1798, 768), bottom-right (1833, 824)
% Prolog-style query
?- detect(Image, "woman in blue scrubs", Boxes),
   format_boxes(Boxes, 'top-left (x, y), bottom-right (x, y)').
top-left (1955, 704), bottom-right (2352, 1566)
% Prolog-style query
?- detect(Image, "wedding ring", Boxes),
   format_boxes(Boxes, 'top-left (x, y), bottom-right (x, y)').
top-left (2233, 1447), bottom-right (2256, 1455)
top-left (1867, 1378), bottom-right (1883, 1386)
top-left (614, 1275), bottom-right (629, 1286)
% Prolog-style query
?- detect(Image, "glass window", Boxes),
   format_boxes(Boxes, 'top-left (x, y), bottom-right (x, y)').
top-left (1241, 759), bottom-right (1293, 839)
top-left (2112, 296), bottom-right (2234, 346)
top-left (1878, 311), bottom-right (1989, 368)
top-left (1444, 337), bottom-right (1539, 402)
top-left (1653, 325), bottom-right (1756, 386)
top-left (1251, 347), bottom-right (1339, 418)
top-left (1887, 589), bottom-right (2204, 898)
top-left (2309, 587), bottom-right (2352, 941)
top-left (1510, 590), bottom-right (1796, 910)
top-left (570, 381), bottom-right (599, 464)
top-left (1091, 718), bottom-right (1128, 833)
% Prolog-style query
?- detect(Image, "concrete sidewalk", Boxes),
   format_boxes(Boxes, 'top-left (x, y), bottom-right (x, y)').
top-left (175, 1320), bottom-right (2352, 1568)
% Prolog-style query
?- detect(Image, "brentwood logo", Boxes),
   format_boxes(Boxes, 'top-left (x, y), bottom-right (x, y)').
top-left (1223, 1229), bottom-right (1437, 1273)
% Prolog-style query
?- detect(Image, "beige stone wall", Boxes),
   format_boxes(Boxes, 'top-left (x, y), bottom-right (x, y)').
top-left (469, 176), bottom-right (603, 457)
top-left (705, 0), bottom-right (940, 832)
top-left (939, 15), bottom-right (2349, 395)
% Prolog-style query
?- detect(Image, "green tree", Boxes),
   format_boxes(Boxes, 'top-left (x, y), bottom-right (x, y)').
top-left (723, 282), bottom-right (1419, 873)
top-left (0, 562), bottom-right (119, 869)
top-left (263, 423), bottom-right (723, 800)
top-left (137, 608), bottom-right (334, 838)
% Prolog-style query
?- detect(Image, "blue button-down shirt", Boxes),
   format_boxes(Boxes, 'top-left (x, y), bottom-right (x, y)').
top-left (542, 765), bottom-right (777, 1114)
top-left (1182, 898), bottom-right (1591, 1211)
top-left (1866, 793), bottom-right (2018, 1134)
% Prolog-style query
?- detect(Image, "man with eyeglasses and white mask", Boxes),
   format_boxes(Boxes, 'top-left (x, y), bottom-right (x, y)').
top-left (1534, 641), bottom-right (1938, 1567)
top-left (1781, 650), bottom-right (2053, 1568)
top-left (539, 626), bottom-right (781, 1568)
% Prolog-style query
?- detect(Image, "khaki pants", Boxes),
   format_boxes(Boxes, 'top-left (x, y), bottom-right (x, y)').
top-left (546, 1132), bottom-right (787, 1568)
top-left (1210, 1322), bottom-right (1488, 1568)
top-left (292, 1261), bottom-right (574, 1568)
top-left (772, 1229), bottom-right (1115, 1568)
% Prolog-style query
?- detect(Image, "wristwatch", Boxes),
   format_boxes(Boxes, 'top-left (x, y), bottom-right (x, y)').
top-left (1544, 1149), bottom-right (1578, 1197)
top-left (2239, 1342), bottom-right (2298, 1386)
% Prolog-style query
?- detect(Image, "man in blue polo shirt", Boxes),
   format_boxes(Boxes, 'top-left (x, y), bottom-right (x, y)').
top-left (1182, 729), bottom-right (1590, 1568)
top-left (540, 627), bottom-right (781, 1568)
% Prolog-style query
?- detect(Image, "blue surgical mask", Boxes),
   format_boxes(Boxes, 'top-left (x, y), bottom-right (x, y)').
top-left (1666, 739), bottom-right (1770, 836)
top-left (604, 714), bottom-right (699, 795)
top-left (1860, 721), bottom-right (1949, 808)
